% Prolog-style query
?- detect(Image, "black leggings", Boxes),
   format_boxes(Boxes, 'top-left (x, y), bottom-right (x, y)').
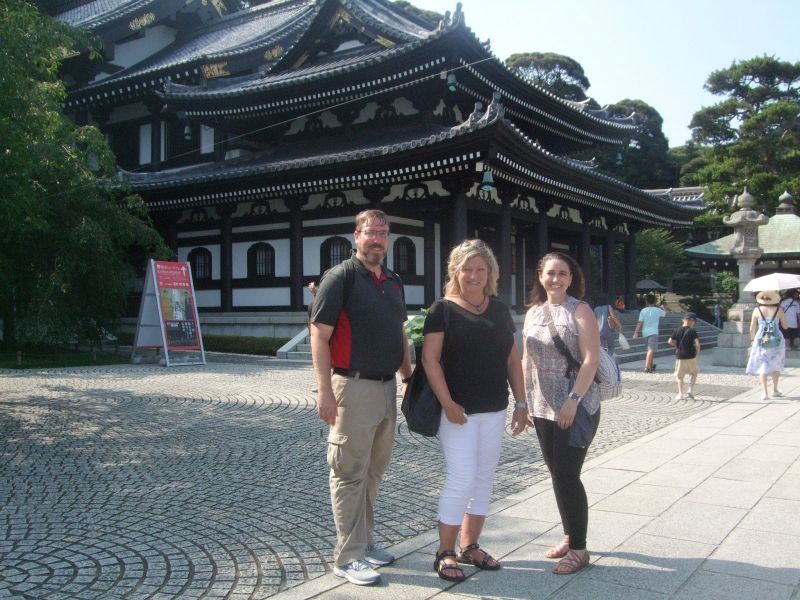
top-left (534, 407), bottom-right (601, 551)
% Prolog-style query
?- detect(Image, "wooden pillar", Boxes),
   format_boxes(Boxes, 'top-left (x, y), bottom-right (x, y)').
top-left (450, 191), bottom-right (468, 249)
top-left (424, 215), bottom-right (436, 306)
top-left (497, 188), bottom-right (513, 305)
top-left (603, 234), bottom-right (614, 303)
top-left (286, 195), bottom-right (306, 311)
top-left (515, 227), bottom-right (526, 311)
top-left (213, 125), bottom-right (228, 162)
top-left (535, 197), bottom-right (552, 263)
top-left (579, 209), bottom-right (593, 278)
top-left (625, 225), bottom-right (638, 308)
top-left (218, 204), bottom-right (235, 312)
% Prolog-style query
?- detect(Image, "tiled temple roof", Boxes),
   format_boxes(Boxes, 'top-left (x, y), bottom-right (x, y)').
top-left (65, 0), bottom-right (635, 146)
top-left (687, 192), bottom-right (800, 258)
top-left (66, 1), bottom-right (316, 102)
top-left (645, 186), bottom-right (707, 209)
top-left (55, 0), bottom-right (158, 30)
top-left (122, 95), bottom-right (700, 225)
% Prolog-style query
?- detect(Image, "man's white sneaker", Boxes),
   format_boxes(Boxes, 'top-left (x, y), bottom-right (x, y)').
top-left (365, 544), bottom-right (395, 566)
top-left (675, 393), bottom-right (685, 400)
top-left (773, 390), bottom-right (783, 397)
top-left (333, 560), bottom-right (381, 586)
top-left (685, 390), bottom-right (694, 399)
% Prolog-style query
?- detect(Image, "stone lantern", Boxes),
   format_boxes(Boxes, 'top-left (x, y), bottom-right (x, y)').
top-left (712, 188), bottom-right (769, 366)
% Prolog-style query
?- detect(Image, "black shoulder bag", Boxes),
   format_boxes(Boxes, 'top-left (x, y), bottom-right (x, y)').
top-left (401, 300), bottom-right (450, 437)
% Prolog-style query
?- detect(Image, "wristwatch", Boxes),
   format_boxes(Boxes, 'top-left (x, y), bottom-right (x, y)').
top-left (567, 391), bottom-right (583, 404)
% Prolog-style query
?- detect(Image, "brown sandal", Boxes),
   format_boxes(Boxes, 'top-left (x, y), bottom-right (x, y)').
top-left (434, 550), bottom-right (466, 582)
top-left (456, 542), bottom-right (501, 570)
top-left (552, 549), bottom-right (589, 575)
top-left (545, 537), bottom-right (570, 559)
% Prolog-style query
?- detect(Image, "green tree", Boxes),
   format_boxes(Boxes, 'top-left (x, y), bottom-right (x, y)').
top-left (635, 228), bottom-right (687, 283)
top-left (505, 53), bottom-right (677, 188)
top-left (505, 52), bottom-right (590, 101)
top-left (0, 0), bottom-right (167, 346)
top-left (391, 1), bottom-right (443, 26)
top-left (593, 99), bottom-right (678, 188)
top-left (680, 55), bottom-right (800, 215)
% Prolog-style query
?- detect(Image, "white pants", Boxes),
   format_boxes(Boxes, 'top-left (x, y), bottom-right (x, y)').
top-left (437, 409), bottom-right (506, 525)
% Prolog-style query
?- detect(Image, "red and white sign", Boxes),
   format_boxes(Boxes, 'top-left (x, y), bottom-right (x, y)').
top-left (154, 261), bottom-right (201, 351)
top-left (132, 259), bottom-right (205, 366)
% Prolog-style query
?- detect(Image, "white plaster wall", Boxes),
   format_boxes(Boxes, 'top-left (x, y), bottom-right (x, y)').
top-left (404, 285), bottom-right (424, 306)
top-left (195, 290), bottom-right (220, 308)
top-left (233, 288), bottom-right (290, 307)
top-left (200, 125), bottom-right (214, 154)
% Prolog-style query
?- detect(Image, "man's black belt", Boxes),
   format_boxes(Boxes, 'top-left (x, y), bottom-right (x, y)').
top-left (332, 368), bottom-right (395, 382)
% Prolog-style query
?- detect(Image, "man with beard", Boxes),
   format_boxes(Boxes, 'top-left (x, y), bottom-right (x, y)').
top-left (310, 209), bottom-right (413, 586)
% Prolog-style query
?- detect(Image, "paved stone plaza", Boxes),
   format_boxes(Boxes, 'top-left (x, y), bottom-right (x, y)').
top-left (0, 360), bottom-right (753, 599)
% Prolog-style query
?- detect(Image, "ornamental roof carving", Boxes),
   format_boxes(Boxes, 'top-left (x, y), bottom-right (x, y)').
top-left (63, 0), bottom-right (635, 147)
top-left (121, 97), bottom-right (700, 226)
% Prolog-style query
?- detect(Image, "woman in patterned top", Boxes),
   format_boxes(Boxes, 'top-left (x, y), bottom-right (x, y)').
top-left (522, 252), bottom-right (601, 575)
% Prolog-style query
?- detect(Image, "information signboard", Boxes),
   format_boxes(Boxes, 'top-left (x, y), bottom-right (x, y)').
top-left (132, 259), bottom-right (205, 366)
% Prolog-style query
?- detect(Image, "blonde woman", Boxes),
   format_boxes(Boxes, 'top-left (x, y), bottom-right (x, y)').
top-left (421, 240), bottom-right (527, 582)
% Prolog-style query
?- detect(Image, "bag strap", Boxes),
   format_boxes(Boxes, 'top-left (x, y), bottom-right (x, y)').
top-left (542, 303), bottom-right (582, 377)
top-left (757, 305), bottom-right (776, 324)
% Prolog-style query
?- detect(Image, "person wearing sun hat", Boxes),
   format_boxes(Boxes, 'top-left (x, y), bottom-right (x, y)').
top-left (668, 312), bottom-right (701, 400)
top-left (746, 290), bottom-right (789, 400)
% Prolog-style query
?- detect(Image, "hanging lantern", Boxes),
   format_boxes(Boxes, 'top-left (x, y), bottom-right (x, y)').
top-left (480, 169), bottom-right (494, 192)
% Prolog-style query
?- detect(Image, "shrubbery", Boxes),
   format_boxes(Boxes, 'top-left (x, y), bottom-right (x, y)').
top-left (115, 331), bottom-right (289, 356)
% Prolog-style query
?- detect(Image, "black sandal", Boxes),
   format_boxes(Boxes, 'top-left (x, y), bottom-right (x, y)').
top-left (456, 542), bottom-right (501, 570)
top-left (434, 550), bottom-right (466, 582)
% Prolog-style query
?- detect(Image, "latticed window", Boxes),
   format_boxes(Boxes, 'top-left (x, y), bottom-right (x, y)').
top-left (320, 236), bottom-right (352, 271)
top-left (393, 237), bottom-right (415, 275)
top-left (247, 242), bottom-right (275, 278)
top-left (188, 247), bottom-right (212, 280)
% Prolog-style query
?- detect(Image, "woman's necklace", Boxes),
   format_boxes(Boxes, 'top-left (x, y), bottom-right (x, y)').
top-left (460, 293), bottom-right (487, 312)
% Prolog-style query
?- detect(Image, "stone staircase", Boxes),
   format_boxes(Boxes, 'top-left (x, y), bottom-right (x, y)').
top-left (614, 310), bottom-right (721, 365)
top-left (275, 310), bottom-right (722, 365)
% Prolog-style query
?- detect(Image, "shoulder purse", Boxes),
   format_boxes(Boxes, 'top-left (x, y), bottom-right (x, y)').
top-left (401, 300), bottom-right (450, 436)
top-left (542, 303), bottom-right (622, 402)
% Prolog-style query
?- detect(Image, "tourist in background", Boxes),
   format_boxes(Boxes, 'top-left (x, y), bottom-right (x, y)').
top-left (592, 297), bottom-right (623, 357)
top-left (668, 312), bottom-right (701, 400)
top-left (712, 300), bottom-right (722, 328)
top-left (747, 290), bottom-right (788, 400)
top-left (779, 290), bottom-right (799, 350)
top-left (522, 252), bottom-right (601, 575)
top-left (421, 239), bottom-right (526, 582)
top-left (633, 293), bottom-right (666, 373)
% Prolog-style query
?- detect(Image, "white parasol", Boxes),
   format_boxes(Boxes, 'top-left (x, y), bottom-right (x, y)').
top-left (742, 272), bottom-right (800, 292)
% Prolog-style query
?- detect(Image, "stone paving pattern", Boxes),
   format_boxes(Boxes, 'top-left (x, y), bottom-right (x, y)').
top-left (0, 361), bottom-right (752, 599)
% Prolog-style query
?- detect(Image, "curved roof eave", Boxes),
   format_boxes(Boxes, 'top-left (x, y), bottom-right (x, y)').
top-left (492, 116), bottom-right (704, 225)
top-left (121, 98), bottom-right (698, 227)
top-left (66, 1), bottom-right (316, 103)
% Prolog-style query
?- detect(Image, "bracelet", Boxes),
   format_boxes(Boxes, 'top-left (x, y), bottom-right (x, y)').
top-left (514, 401), bottom-right (527, 409)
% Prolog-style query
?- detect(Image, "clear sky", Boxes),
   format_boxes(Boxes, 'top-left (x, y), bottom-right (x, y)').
top-left (413, 0), bottom-right (800, 147)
